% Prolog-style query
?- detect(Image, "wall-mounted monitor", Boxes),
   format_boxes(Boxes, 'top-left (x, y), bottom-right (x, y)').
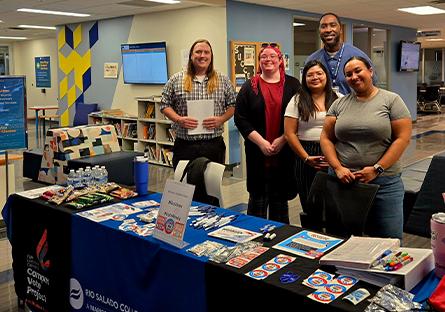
top-left (121, 42), bottom-right (168, 84)
top-left (398, 41), bottom-right (420, 72)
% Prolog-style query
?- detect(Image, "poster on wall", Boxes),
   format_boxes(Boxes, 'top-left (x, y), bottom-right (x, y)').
top-left (35, 56), bottom-right (51, 88)
top-left (104, 62), bottom-right (118, 78)
top-left (0, 76), bottom-right (28, 151)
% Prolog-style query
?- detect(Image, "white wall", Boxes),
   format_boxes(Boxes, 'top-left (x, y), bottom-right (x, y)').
top-left (11, 38), bottom-right (58, 119)
top-left (111, 6), bottom-right (228, 116)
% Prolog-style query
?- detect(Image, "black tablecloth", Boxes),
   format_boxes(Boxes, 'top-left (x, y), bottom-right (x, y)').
top-left (206, 225), bottom-right (380, 311)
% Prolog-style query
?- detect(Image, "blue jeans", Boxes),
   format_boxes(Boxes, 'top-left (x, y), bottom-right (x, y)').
top-left (365, 174), bottom-right (404, 240)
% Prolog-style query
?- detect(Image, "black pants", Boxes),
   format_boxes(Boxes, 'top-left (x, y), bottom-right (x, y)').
top-left (247, 169), bottom-right (290, 224)
top-left (172, 137), bottom-right (225, 169)
top-left (296, 141), bottom-right (325, 212)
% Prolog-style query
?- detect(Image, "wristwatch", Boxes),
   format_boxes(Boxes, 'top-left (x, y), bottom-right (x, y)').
top-left (374, 164), bottom-right (384, 175)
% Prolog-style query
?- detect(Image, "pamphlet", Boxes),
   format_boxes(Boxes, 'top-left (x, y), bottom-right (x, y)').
top-left (77, 203), bottom-right (142, 223)
top-left (273, 230), bottom-right (343, 259)
top-left (208, 225), bottom-right (262, 243)
top-left (319, 236), bottom-right (400, 269)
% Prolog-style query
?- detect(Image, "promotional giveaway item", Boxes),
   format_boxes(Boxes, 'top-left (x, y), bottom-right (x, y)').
top-left (273, 230), bottom-right (343, 259)
top-left (431, 212), bottom-right (445, 278)
top-left (153, 179), bottom-right (195, 248)
top-left (134, 157), bottom-right (149, 196)
top-left (208, 225), bottom-right (262, 243)
top-left (246, 254), bottom-right (296, 280)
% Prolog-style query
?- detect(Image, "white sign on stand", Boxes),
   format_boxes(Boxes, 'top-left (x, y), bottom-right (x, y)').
top-left (153, 179), bottom-right (195, 248)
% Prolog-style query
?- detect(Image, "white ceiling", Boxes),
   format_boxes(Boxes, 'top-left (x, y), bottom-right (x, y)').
top-left (0, 0), bottom-right (444, 47)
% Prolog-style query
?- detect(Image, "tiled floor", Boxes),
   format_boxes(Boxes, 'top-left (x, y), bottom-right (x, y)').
top-left (1, 112), bottom-right (445, 311)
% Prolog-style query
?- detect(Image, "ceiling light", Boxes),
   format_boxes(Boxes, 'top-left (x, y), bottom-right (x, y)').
top-left (18, 25), bottom-right (56, 30)
top-left (398, 6), bottom-right (445, 15)
top-left (293, 22), bottom-right (305, 27)
top-left (0, 36), bottom-right (27, 40)
top-left (146, 0), bottom-right (180, 3)
top-left (17, 8), bottom-right (90, 17)
top-left (426, 38), bottom-right (445, 41)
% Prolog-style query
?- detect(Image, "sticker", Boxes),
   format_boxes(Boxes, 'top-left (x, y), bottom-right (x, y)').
top-left (261, 263), bottom-right (280, 272)
top-left (247, 269), bottom-right (269, 280)
top-left (336, 275), bottom-right (358, 287)
top-left (325, 284), bottom-right (347, 294)
top-left (308, 291), bottom-right (336, 304)
top-left (246, 254), bottom-right (295, 280)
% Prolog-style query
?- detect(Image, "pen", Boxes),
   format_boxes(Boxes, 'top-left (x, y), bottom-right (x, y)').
top-left (371, 249), bottom-right (393, 267)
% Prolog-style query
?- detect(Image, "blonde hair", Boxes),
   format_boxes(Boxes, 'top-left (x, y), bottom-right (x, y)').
top-left (184, 39), bottom-right (218, 94)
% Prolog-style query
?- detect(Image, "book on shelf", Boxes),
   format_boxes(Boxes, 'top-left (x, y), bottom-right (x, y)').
top-left (319, 236), bottom-right (400, 270)
top-left (166, 127), bottom-right (175, 142)
top-left (112, 122), bottom-right (122, 136)
top-left (148, 145), bottom-right (158, 161)
top-left (148, 124), bottom-right (156, 140)
top-left (144, 103), bottom-right (155, 119)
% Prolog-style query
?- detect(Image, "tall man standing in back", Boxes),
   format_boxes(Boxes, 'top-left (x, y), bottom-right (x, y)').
top-left (306, 12), bottom-right (376, 95)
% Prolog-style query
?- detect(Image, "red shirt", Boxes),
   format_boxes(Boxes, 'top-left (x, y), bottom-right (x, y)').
top-left (259, 78), bottom-right (283, 144)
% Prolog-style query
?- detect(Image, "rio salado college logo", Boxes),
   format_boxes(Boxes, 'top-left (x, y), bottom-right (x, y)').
top-left (70, 278), bottom-right (84, 310)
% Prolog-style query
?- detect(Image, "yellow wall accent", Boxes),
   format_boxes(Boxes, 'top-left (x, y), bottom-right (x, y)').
top-left (58, 50), bottom-right (91, 92)
top-left (57, 28), bottom-right (65, 50)
top-left (60, 109), bottom-right (70, 126)
top-left (59, 76), bottom-right (68, 98)
top-left (73, 25), bottom-right (82, 49)
top-left (67, 85), bottom-right (77, 108)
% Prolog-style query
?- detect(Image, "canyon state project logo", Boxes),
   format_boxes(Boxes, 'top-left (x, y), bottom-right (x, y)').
top-left (70, 278), bottom-right (84, 310)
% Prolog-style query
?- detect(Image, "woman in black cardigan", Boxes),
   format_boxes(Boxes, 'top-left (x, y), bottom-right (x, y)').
top-left (235, 44), bottom-right (300, 223)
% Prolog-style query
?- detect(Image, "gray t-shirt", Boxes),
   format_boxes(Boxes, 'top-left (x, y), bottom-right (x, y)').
top-left (326, 89), bottom-right (411, 175)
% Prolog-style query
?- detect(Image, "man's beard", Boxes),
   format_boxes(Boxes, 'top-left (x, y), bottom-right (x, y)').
top-left (322, 35), bottom-right (340, 51)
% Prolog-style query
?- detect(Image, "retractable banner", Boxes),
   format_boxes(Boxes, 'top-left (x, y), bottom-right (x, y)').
top-left (0, 76), bottom-right (27, 151)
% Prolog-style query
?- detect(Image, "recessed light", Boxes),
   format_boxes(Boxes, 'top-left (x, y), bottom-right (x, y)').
top-left (146, 0), bottom-right (180, 3)
top-left (293, 22), bottom-right (306, 27)
top-left (398, 6), bottom-right (445, 15)
top-left (18, 25), bottom-right (56, 30)
top-left (425, 38), bottom-right (444, 41)
top-left (17, 8), bottom-right (90, 17)
top-left (0, 36), bottom-right (27, 40)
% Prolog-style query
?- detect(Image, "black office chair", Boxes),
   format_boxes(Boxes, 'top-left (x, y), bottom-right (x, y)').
top-left (302, 171), bottom-right (380, 237)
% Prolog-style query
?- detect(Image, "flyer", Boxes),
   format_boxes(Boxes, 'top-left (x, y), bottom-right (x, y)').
top-left (208, 225), bottom-right (262, 243)
top-left (273, 230), bottom-right (343, 259)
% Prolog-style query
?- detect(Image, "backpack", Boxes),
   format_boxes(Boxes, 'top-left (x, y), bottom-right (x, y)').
top-left (180, 157), bottom-right (219, 206)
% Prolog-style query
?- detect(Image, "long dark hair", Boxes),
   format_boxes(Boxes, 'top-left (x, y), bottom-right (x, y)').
top-left (297, 60), bottom-right (338, 121)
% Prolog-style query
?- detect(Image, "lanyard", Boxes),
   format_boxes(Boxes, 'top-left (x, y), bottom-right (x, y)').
top-left (324, 43), bottom-right (345, 86)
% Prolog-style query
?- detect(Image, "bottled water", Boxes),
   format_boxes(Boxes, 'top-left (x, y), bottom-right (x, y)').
top-left (67, 169), bottom-right (75, 186)
top-left (77, 168), bottom-right (84, 188)
top-left (84, 168), bottom-right (93, 186)
top-left (100, 166), bottom-right (108, 184)
top-left (91, 165), bottom-right (101, 185)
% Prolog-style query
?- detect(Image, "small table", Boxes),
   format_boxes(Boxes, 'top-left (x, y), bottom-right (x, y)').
top-left (29, 106), bottom-right (58, 147)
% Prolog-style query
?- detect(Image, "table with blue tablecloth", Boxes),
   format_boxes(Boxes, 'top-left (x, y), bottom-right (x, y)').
top-left (2, 192), bottom-right (440, 312)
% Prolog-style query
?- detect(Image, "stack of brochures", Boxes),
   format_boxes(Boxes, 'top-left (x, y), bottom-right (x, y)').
top-left (319, 236), bottom-right (400, 269)
top-left (319, 237), bottom-right (434, 290)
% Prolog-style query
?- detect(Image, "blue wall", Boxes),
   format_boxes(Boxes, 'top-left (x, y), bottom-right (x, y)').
top-left (226, 0), bottom-right (417, 163)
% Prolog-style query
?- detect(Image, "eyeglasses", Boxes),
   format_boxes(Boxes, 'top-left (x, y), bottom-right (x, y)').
top-left (260, 54), bottom-right (279, 61)
top-left (261, 42), bottom-right (278, 48)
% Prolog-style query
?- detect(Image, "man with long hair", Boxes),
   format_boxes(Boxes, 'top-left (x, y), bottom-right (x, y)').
top-left (161, 39), bottom-right (236, 169)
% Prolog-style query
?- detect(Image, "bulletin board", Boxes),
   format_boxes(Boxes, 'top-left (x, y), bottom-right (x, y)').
top-left (230, 41), bottom-right (259, 92)
top-left (230, 41), bottom-right (282, 92)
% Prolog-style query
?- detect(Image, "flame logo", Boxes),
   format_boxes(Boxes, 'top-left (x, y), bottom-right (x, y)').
top-left (36, 229), bottom-right (50, 270)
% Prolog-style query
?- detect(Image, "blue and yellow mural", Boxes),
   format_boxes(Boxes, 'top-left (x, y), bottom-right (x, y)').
top-left (57, 22), bottom-right (98, 126)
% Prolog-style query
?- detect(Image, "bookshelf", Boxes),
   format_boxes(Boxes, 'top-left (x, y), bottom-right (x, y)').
top-left (88, 96), bottom-right (175, 167)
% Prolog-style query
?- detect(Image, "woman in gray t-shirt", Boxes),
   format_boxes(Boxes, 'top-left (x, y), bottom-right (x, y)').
top-left (320, 56), bottom-right (412, 239)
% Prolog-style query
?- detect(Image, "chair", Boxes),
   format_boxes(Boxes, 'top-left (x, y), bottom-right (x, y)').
top-left (73, 102), bottom-right (99, 126)
top-left (174, 159), bottom-right (226, 207)
top-left (302, 171), bottom-right (379, 237)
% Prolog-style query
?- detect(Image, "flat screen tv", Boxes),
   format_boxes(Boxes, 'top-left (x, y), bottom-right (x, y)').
top-left (399, 41), bottom-right (420, 72)
top-left (121, 42), bottom-right (168, 84)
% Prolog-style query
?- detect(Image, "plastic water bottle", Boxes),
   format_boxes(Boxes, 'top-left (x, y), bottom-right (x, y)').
top-left (101, 166), bottom-right (108, 184)
top-left (67, 169), bottom-right (75, 186)
top-left (77, 168), bottom-right (84, 188)
top-left (84, 168), bottom-right (93, 186)
top-left (91, 165), bottom-right (102, 185)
